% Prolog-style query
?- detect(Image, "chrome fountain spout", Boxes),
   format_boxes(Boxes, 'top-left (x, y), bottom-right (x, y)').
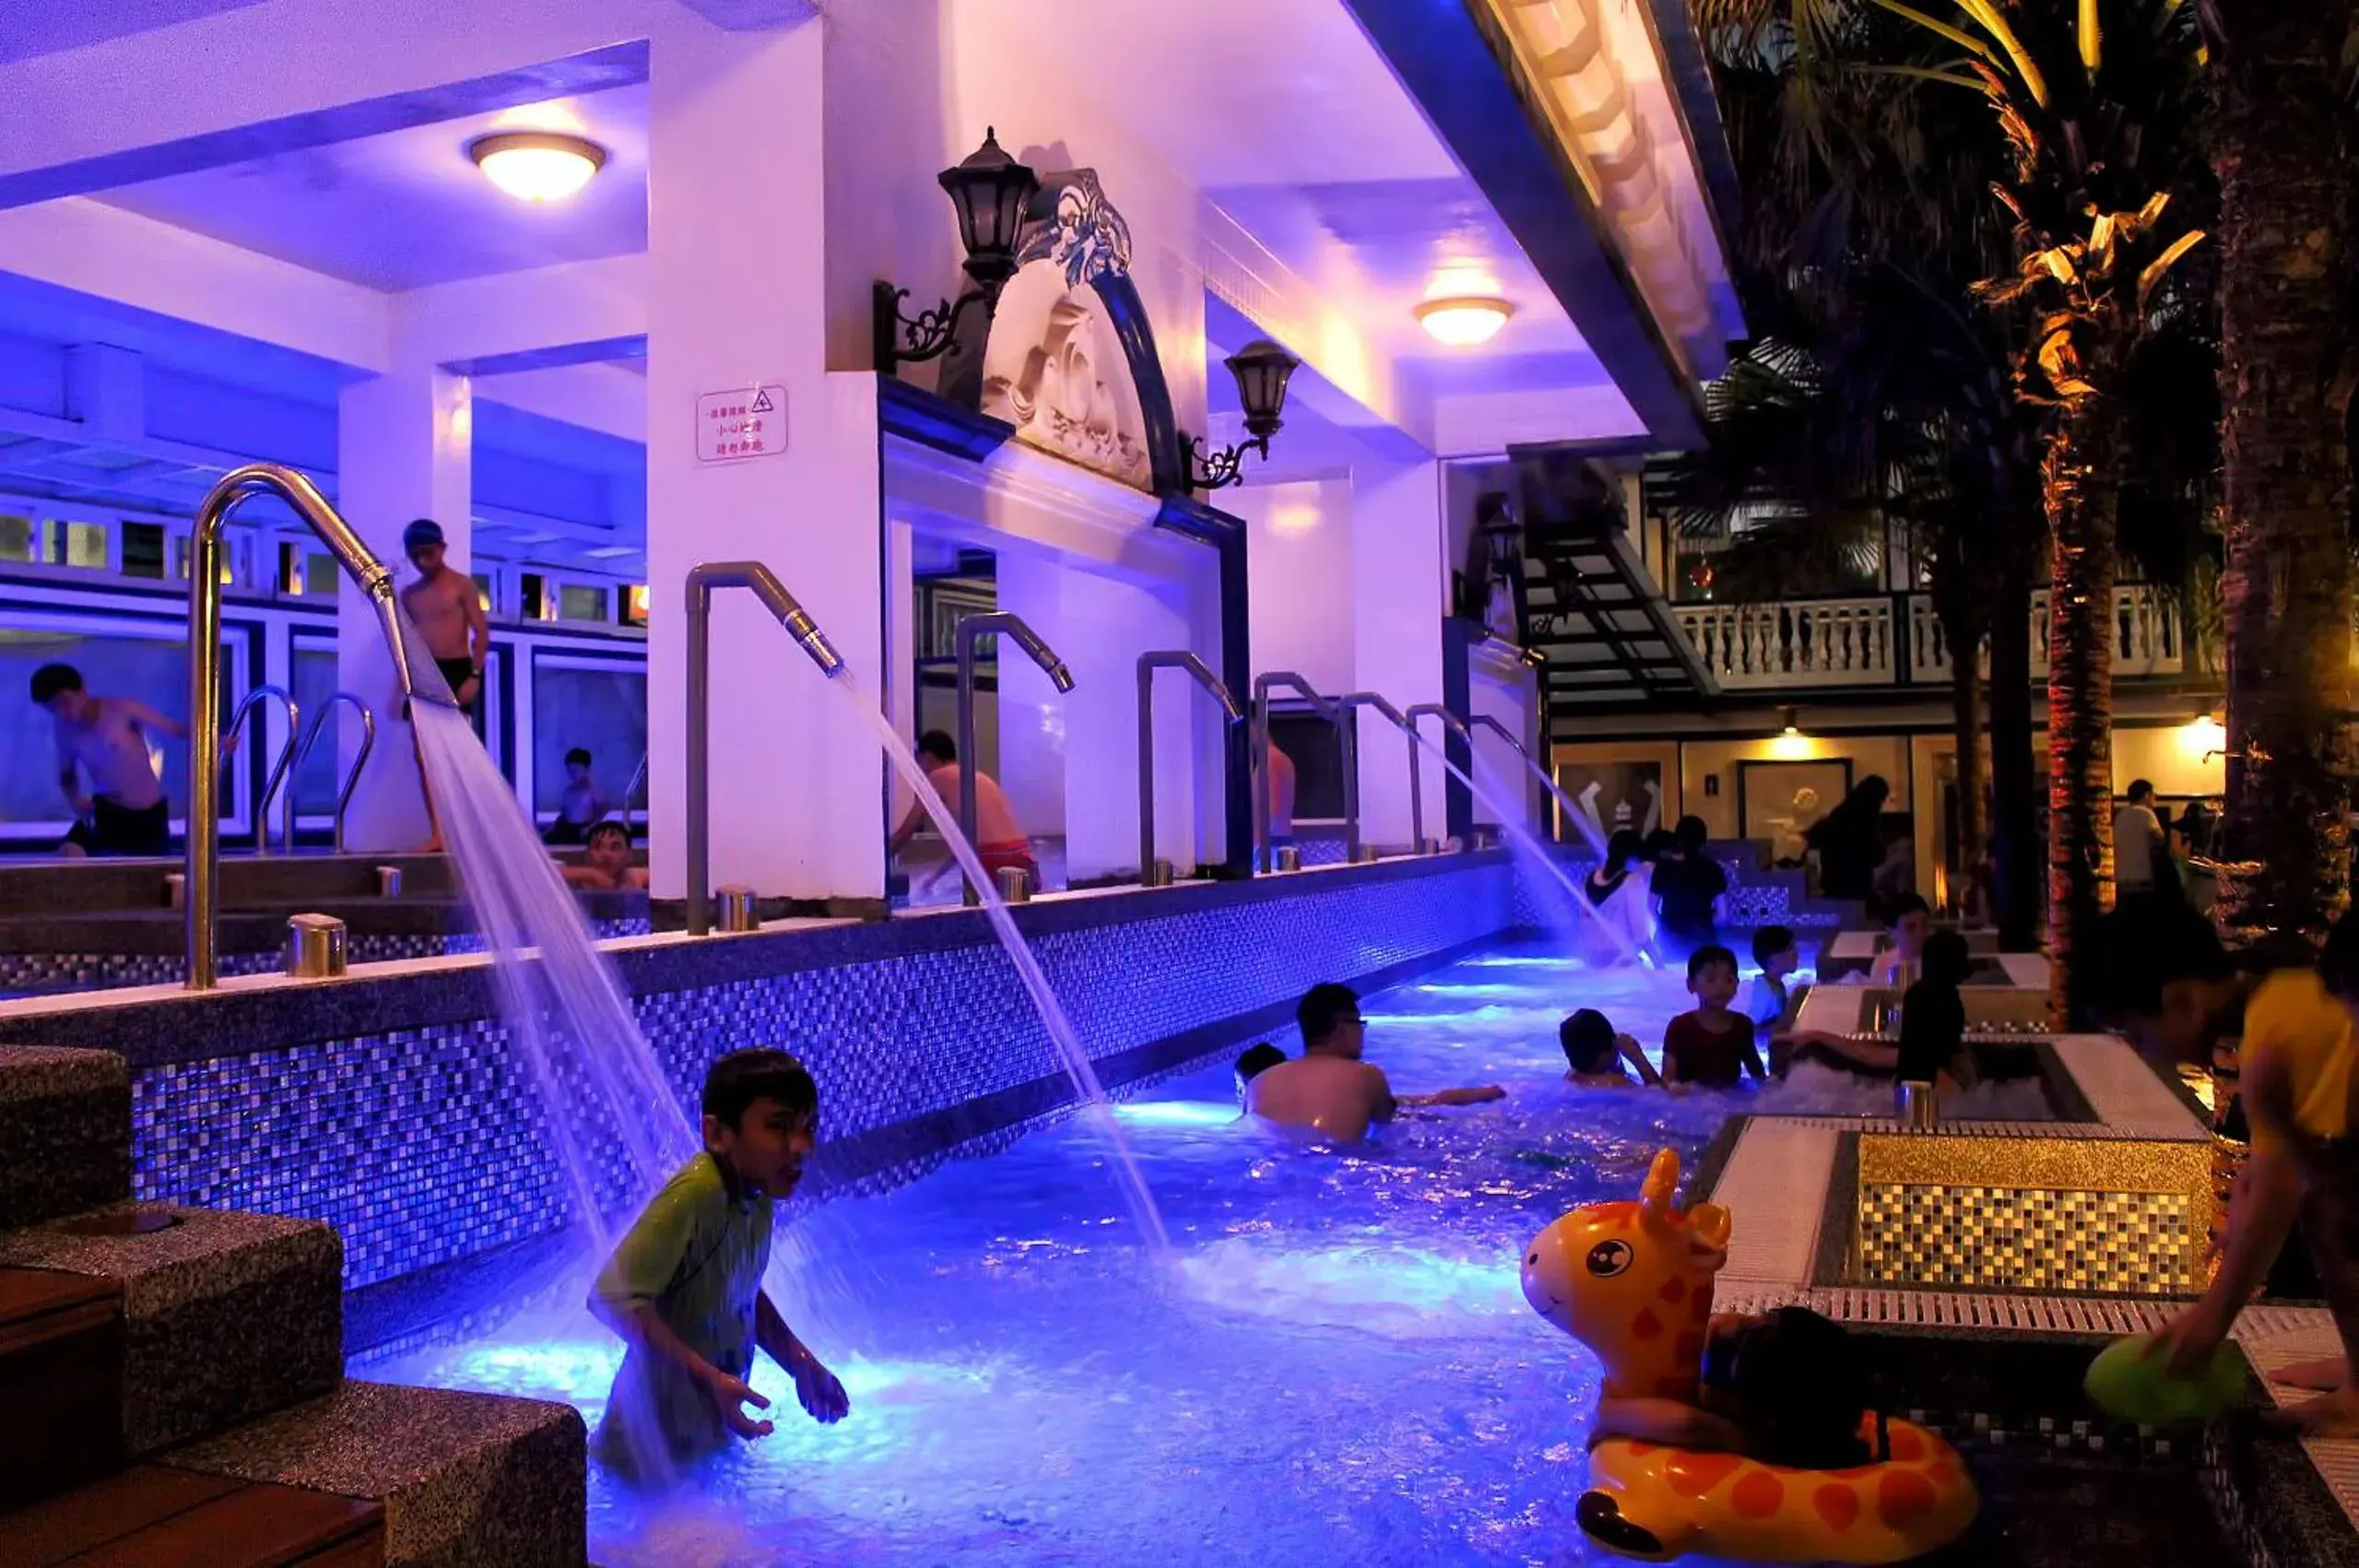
top-left (285, 692), bottom-right (376, 855)
top-left (1250, 673), bottom-right (1354, 872)
top-left (1339, 692), bottom-right (1427, 855)
top-left (1407, 701), bottom-right (1476, 850)
top-left (186, 464), bottom-right (452, 989)
top-left (221, 684), bottom-right (301, 856)
top-left (684, 561), bottom-right (849, 937)
top-left (1137, 651), bottom-right (1244, 887)
top-left (957, 612), bottom-right (1074, 905)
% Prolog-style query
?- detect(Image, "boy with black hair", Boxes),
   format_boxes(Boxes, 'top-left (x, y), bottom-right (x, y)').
top-left (591, 1048), bottom-right (848, 1476)
top-left (1593, 1305), bottom-right (1875, 1468)
top-left (1559, 1008), bottom-right (1660, 1087)
top-left (1897, 929), bottom-right (1977, 1093)
top-left (1870, 892), bottom-right (1934, 984)
top-left (560, 820), bottom-right (649, 890)
top-left (1747, 925), bottom-right (1800, 1071)
top-left (1661, 945), bottom-right (1766, 1090)
top-left (2095, 903), bottom-right (2359, 1429)
top-left (29, 662), bottom-right (185, 857)
top-left (887, 728), bottom-right (1037, 883)
top-left (1233, 1042), bottom-right (1286, 1105)
top-left (1244, 982), bottom-right (1507, 1139)
top-left (545, 746), bottom-right (613, 845)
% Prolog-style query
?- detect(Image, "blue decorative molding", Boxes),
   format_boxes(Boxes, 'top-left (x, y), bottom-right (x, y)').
top-left (877, 375), bottom-right (1015, 463)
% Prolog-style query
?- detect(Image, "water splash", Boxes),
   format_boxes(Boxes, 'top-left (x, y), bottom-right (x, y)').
top-left (836, 674), bottom-right (1170, 1253)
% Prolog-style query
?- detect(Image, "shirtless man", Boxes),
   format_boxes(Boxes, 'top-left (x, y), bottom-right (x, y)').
top-left (1245, 982), bottom-right (1505, 1141)
top-left (400, 519), bottom-right (489, 716)
top-left (888, 730), bottom-right (1035, 883)
top-left (30, 664), bottom-right (185, 857)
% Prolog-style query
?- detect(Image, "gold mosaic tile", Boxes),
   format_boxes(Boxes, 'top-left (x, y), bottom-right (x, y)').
top-left (1858, 1133), bottom-right (2211, 1197)
top-left (1856, 1183), bottom-right (2199, 1294)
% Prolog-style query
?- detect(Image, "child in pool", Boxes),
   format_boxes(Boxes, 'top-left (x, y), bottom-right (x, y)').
top-left (589, 1048), bottom-right (848, 1478)
top-left (1660, 946), bottom-right (1765, 1091)
top-left (1560, 1008), bottom-right (1662, 1087)
top-left (560, 819), bottom-right (650, 892)
top-left (1593, 1305), bottom-right (1873, 1468)
top-left (1896, 930), bottom-right (1978, 1093)
top-left (1746, 926), bottom-right (1799, 1072)
top-left (1233, 1042), bottom-right (1286, 1106)
top-left (1870, 893), bottom-right (1934, 985)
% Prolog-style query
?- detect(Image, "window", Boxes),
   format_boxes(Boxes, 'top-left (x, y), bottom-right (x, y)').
top-left (0, 514), bottom-right (31, 563)
top-left (44, 520), bottom-right (108, 570)
top-left (472, 572), bottom-right (496, 616)
top-left (121, 522), bottom-right (166, 580)
top-left (621, 584), bottom-right (649, 629)
top-left (172, 535), bottom-right (236, 586)
top-left (558, 584), bottom-right (609, 624)
top-left (304, 553), bottom-right (341, 598)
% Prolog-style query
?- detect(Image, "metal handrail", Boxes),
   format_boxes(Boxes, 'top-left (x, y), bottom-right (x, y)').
top-left (221, 684), bottom-right (301, 855)
top-left (286, 691), bottom-right (376, 855)
top-left (684, 560), bottom-right (847, 936)
top-left (957, 612), bottom-right (1074, 905)
top-left (188, 463), bottom-right (451, 988)
top-left (1339, 691), bottom-right (1427, 854)
top-left (619, 749), bottom-right (649, 834)
top-left (1251, 672), bottom-right (1353, 872)
top-left (1137, 651), bottom-right (1243, 885)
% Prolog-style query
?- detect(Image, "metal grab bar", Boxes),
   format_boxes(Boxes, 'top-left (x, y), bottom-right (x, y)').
top-left (956, 612), bottom-right (1074, 905)
top-left (684, 560), bottom-right (848, 936)
top-left (286, 691), bottom-right (376, 855)
top-left (1339, 692), bottom-right (1426, 855)
top-left (1137, 651), bottom-right (1244, 886)
top-left (221, 684), bottom-right (301, 856)
top-left (1251, 672), bottom-right (1353, 872)
top-left (1406, 702), bottom-right (1475, 845)
top-left (619, 749), bottom-right (649, 834)
top-left (188, 463), bottom-right (453, 988)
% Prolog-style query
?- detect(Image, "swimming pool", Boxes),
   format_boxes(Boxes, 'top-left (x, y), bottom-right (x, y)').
top-left (357, 946), bottom-right (1743, 1565)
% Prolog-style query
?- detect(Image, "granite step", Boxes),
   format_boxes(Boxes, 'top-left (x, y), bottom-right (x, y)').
top-left (0, 1204), bottom-right (341, 1455)
top-left (0, 1268), bottom-right (124, 1509)
top-left (162, 1380), bottom-right (586, 1568)
top-left (0, 1462), bottom-right (383, 1567)
top-left (0, 1048), bottom-right (130, 1232)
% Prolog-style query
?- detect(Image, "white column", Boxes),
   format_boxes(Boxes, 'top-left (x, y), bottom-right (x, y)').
top-left (990, 552), bottom-right (1070, 866)
top-left (336, 363), bottom-right (470, 852)
top-left (1351, 459), bottom-right (1447, 848)
top-left (645, 17), bottom-right (885, 903)
top-left (1056, 562), bottom-right (1195, 882)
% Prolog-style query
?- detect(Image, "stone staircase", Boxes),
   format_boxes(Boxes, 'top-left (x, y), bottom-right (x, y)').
top-left (0, 1045), bottom-right (586, 1566)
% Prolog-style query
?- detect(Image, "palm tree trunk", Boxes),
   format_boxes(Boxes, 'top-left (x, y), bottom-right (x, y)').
top-left (1988, 541), bottom-right (2040, 949)
top-left (2044, 398), bottom-right (2119, 1027)
top-left (2211, 2), bottom-right (2355, 950)
top-left (1940, 605), bottom-right (1988, 919)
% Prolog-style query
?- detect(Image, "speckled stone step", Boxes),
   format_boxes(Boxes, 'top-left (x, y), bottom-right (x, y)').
top-left (0, 1046), bottom-right (130, 1231)
top-left (0, 1204), bottom-right (340, 1454)
top-left (163, 1379), bottom-right (587, 1568)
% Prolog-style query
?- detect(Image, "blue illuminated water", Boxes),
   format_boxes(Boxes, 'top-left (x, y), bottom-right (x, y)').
top-left (359, 945), bottom-right (1747, 1565)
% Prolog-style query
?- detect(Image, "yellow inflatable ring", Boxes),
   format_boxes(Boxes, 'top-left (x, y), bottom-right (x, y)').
top-left (1578, 1413), bottom-right (1978, 1563)
top-left (1521, 1149), bottom-right (1978, 1563)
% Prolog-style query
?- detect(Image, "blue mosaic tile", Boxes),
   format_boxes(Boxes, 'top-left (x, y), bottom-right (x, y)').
top-left (126, 866), bottom-right (1516, 1290)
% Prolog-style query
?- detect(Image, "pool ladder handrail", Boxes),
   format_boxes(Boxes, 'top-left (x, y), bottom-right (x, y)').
top-left (1250, 672), bottom-right (1354, 873)
top-left (684, 560), bottom-right (848, 937)
top-left (957, 612), bottom-right (1074, 905)
top-left (285, 691), bottom-right (376, 855)
top-left (619, 749), bottom-right (649, 835)
top-left (187, 463), bottom-right (454, 989)
top-left (1339, 691), bottom-right (1431, 855)
top-left (1136, 651), bottom-right (1244, 887)
top-left (221, 684), bottom-right (301, 857)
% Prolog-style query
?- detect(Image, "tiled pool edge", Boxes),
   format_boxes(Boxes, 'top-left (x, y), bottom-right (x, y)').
top-left (5, 853), bottom-right (1521, 1292)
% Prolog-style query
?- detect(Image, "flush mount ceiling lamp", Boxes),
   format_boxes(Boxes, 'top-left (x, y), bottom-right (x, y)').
top-left (1415, 296), bottom-right (1516, 347)
top-left (469, 132), bottom-right (607, 203)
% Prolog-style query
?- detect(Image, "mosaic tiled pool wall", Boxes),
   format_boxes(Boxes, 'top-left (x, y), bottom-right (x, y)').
top-left (127, 859), bottom-right (1516, 1290)
top-left (1505, 847), bottom-right (1852, 936)
top-left (1848, 1134), bottom-right (2212, 1295)
top-left (0, 918), bottom-right (655, 996)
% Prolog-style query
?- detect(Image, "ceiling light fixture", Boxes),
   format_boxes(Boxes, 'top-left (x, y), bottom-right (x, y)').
top-left (469, 132), bottom-right (607, 203)
top-left (1416, 296), bottom-right (1515, 347)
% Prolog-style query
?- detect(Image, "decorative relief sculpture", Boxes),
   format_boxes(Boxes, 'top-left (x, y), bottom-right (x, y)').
top-left (1017, 169), bottom-right (1133, 286)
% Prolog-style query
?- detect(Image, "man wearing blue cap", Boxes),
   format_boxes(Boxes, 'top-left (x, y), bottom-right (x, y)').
top-left (399, 519), bottom-right (489, 724)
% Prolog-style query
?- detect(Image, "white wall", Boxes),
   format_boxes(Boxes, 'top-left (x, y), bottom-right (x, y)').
top-left (1237, 479), bottom-right (1354, 696)
top-left (1350, 461), bottom-right (1446, 848)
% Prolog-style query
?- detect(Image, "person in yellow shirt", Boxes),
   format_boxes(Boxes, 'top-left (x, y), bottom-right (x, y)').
top-left (2089, 902), bottom-right (2359, 1432)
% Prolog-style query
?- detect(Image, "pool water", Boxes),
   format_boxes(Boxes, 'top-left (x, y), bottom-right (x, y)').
top-left (356, 946), bottom-right (1755, 1565)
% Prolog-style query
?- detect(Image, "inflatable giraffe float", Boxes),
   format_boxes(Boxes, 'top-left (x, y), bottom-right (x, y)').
top-left (1520, 1149), bottom-right (1977, 1562)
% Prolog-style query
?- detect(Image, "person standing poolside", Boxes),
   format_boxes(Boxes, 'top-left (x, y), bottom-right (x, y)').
top-left (399, 519), bottom-right (489, 724)
top-left (2087, 902), bottom-right (2357, 1430)
top-left (2113, 778), bottom-right (2166, 902)
top-left (1245, 982), bottom-right (1506, 1141)
top-left (30, 663), bottom-right (184, 857)
top-left (589, 1049), bottom-right (847, 1480)
top-left (888, 729), bottom-right (1037, 884)
top-left (1651, 816), bottom-right (1728, 956)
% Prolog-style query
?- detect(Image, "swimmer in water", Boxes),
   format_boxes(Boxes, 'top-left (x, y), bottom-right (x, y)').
top-left (1244, 982), bottom-right (1506, 1141)
top-left (1560, 1008), bottom-right (1661, 1088)
top-left (1233, 1042), bottom-right (1286, 1107)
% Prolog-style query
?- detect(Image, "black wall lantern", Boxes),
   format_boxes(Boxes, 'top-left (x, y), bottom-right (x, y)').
top-left (874, 129), bottom-right (1042, 373)
top-left (1188, 339), bottom-right (1300, 490)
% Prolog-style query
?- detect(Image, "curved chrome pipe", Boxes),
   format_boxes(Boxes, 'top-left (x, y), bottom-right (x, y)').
top-left (684, 561), bottom-right (848, 936)
top-left (1340, 692), bottom-right (1430, 854)
top-left (286, 691), bottom-right (376, 855)
top-left (222, 684), bottom-right (301, 856)
top-left (188, 464), bottom-right (442, 988)
top-left (956, 612), bottom-right (1074, 905)
top-left (1250, 673), bottom-right (1352, 872)
top-left (1137, 651), bottom-right (1243, 886)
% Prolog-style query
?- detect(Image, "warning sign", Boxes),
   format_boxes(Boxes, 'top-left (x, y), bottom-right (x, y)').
top-left (696, 384), bottom-right (786, 463)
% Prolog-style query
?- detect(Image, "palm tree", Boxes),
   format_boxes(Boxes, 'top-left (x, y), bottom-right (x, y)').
top-left (2194, 3), bottom-right (2356, 949)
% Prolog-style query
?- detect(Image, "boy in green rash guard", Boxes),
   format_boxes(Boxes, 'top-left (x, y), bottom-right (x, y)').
top-left (589, 1048), bottom-right (849, 1478)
